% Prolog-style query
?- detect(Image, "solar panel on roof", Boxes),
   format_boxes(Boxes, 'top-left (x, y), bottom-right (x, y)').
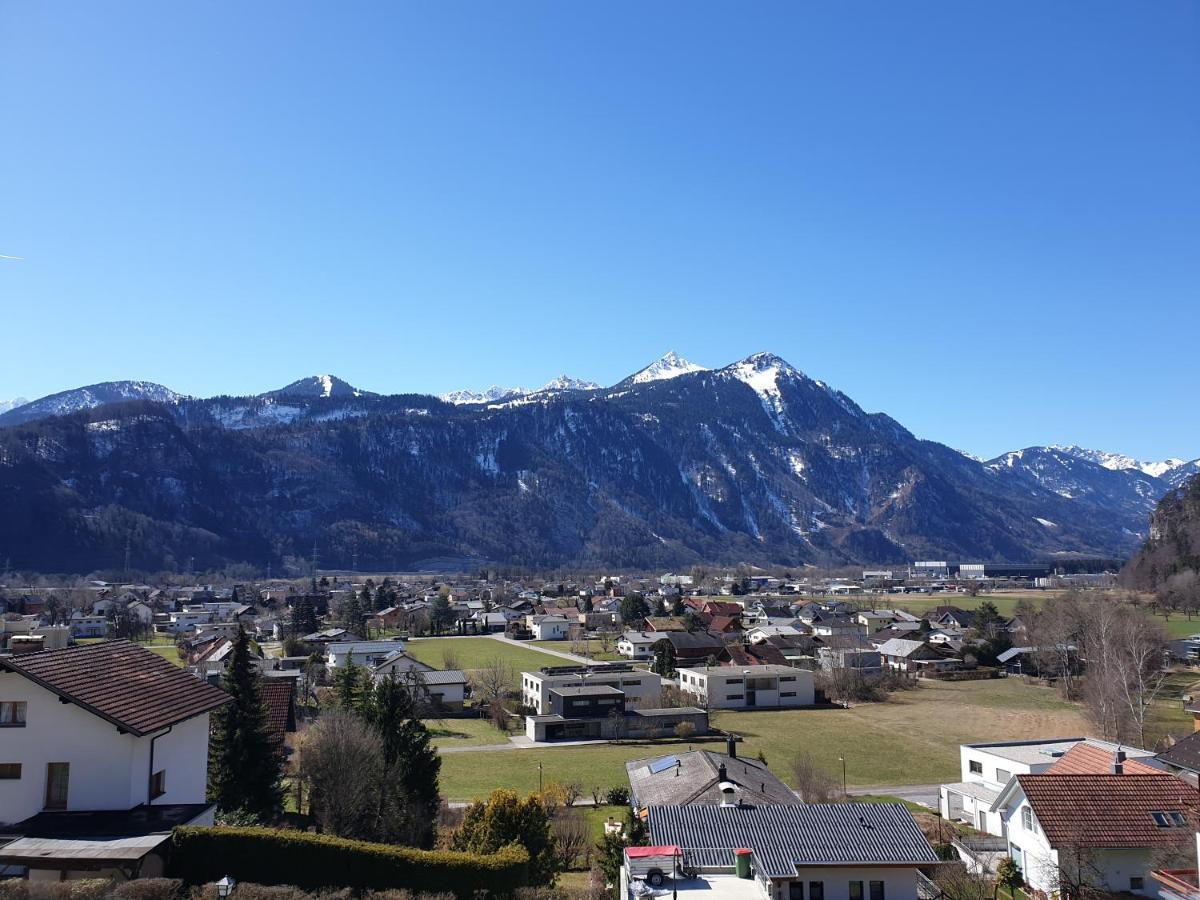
top-left (648, 755), bottom-right (679, 775)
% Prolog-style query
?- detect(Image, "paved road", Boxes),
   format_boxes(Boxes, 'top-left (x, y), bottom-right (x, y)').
top-left (488, 633), bottom-right (594, 664)
top-left (847, 783), bottom-right (940, 809)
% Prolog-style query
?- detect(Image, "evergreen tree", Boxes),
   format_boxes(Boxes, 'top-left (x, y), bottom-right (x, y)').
top-left (651, 640), bottom-right (677, 677)
top-left (620, 595), bottom-right (650, 627)
top-left (340, 592), bottom-right (365, 634)
top-left (655, 598), bottom-right (667, 617)
top-left (208, 628), bottom-right (283, 820)
top-left (290, 594), bottom-right (319, 638)
top-left (333, 661), bottom-right (367, 709)
top-left (671, 594), bottom-right (685, 616)
top-left (364, 674), bottom-right (442, 848)
top-left (582, 596), bottom-right (594, 613)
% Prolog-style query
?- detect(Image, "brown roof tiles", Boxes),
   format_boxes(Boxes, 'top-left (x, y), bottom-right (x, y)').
top-left (0, 639), bottom-right (230, 736)
top-left (1017, 774), bottom-right (1198, 849)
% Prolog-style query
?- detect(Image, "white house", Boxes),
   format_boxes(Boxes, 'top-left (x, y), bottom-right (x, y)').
top-left (531, 615), bottom-right (572, 640)
top-left (521, 665), bottom-right (661, 715)
top-left (991, 772), bottom-right (1197, 899)
top-left (939, 738), bottom-right (1160, 836)
top-left (676, 665), bottom-right (815, 710)
top-left (637, 803), bottom-right (941, 900)
top-left (617, 631), bottom-right (659, 660)
top-left (0, 640), bottom-right (229, 881)
top-left (68, 612), bottom-right (108, 639)
top-left (325, 639), bottom-right (405, 670)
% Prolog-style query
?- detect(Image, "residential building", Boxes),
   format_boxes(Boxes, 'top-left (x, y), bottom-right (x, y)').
top-left (618, 631), bottom-right (659, 660)
top-left (677, 665), bottom-right (815, 710)
top-left (324, 639), bottom-right (405, 670)
top-left (630, 803), bottom-right (940, 900)
top-left (625, 740), bottom-right (797, 814)
top-left (531, 615), bottom-right (572, 640)
top-left (524, 684), bottom-right (706, 742)
top-left (520, 665), bottom-right (661, 715)
top-left (0, 640), bottom-right (229, 880)
top-left (68, 613), bottom-right (108, 639)
top-left (939, 738), bottom-right (1158, 836)
top-left (991, 773), bottom-right (1197, 899)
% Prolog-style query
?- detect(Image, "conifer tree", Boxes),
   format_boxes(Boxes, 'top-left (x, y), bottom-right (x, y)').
top-left (208, 628), bottom-right (283, 820)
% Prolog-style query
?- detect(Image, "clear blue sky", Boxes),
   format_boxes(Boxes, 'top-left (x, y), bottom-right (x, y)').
top-left (2, 2), bottom-right (1197, 461)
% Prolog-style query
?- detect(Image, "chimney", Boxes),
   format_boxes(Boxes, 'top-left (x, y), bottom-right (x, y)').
top-left (727, 735), bottom-right (737, 759)
top-left (718, 763), bottom-right (728, 782)
top-left (1114, 749), bottom-right (1126, 775)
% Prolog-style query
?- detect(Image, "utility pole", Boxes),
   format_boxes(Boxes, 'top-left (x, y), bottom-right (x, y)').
top-left (311, 538), bottom-right (319, 576)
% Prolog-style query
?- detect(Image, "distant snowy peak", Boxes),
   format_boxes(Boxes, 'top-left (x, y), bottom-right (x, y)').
top-left (0, 381), bottom-right (183, 426)
top-left (0, 397), bottom-right (29, 416)
top-left (441, 375), bottom-right (598, 406)
top-left (538, 375), bottom-right (601, 393)
top-left (622, 351), bottom-right (707, 386)
top-left (274, 374), bottom-right (374, 399)
top-left (1050, 445), bottom-right (1196, 480)
top-left (441, 386), bottom-right (526, 405)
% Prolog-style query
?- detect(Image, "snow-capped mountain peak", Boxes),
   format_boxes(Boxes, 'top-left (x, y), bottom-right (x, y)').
top-left (0, 397), bottom-right (29, 416)
top-left (537, 375), bottom-right (601, 393)
top-left (274, 375), bottom-right (373, 399)
top-left (441, 386), bottom-right (526, 405)
top-left (1049, 444), bottom-right (1194, 480)
top-left (621, 351), bottom-right (707, 386)
top-left (0, 381), bottom-right (183, 426)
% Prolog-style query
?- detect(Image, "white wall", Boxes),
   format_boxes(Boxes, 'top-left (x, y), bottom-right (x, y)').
top-left (0, 673), bottom-right (210, 825)
top-left (521, 670), bottom-right (661, 714)
top-left (770, 866), bottom-right (921, 900)
top-left (678, 668), bottom-right (814, 709)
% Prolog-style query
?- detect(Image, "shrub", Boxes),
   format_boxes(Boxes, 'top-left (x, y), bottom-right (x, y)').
top-left (110, 880), bottom-right (184, 900)
top-left (604, 786), bottom-right (629, 807)
top-left (0, 881), bottom-right (113, 900)
top-left (673, 721), bottom-right (697, 740)
top-left (168, 827), bottom-right (529, 898)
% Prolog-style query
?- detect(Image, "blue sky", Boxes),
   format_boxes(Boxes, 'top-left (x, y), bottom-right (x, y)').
top-left (2, 1), bottom-right (1197, 461)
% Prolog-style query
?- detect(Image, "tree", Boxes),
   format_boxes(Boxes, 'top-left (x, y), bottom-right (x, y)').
top-left (451, 789), bottom-right (559, 885)
top-left (208, 628), bottom-right (283, 820)
top-left (362, 674), bottom-right (442, 848)
top-left (339, 592), bottom-right (365, 634)
top-left (332, 661), bottom-right (368, 709)
top-left (300, 708), bottom-right (386, 840)
top-left (471, 657), bottom-right (514, 715)
top-left (651, 640), bottom-right (676, 677)
top-left (995, 856), bottom-right (1023, 895)
top-left (620, 595), bottom-right (650, 627)
top-left (290, 594), bottom-right (319, 638)
top-left (582, 596), bottom-right (594, 613)
top-left (671, 594), bottom-right (685, 617)
top-left (432, 594), bottom-right (455, 634)
top-left (791, 752), bottom-right (841, 802)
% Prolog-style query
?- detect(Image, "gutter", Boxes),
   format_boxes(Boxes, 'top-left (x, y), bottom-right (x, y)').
top-left (147, 725), bottom-right (173, 805)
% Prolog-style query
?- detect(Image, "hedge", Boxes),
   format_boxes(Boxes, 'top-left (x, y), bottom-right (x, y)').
top-left (168, 827), bottom-right (529, 898)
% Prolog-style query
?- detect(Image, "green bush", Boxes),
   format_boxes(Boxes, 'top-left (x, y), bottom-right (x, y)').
top-left (168, 827), bottom-right (529, 898)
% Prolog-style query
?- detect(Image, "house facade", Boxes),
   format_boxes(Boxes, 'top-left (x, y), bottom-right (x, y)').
top-left (0, 640), bottom-right (229, 880)
top-left (520, 665), bottom-right (662, 715)
top-left (677, 665), bottom-right (815, 710)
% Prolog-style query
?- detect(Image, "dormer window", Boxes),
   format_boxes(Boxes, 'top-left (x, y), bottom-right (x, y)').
top-left (1151, 811), bottom-right (1188, 828)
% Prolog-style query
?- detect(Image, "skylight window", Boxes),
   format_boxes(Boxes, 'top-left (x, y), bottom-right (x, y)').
top-left (1151, 811), bottom-right (1188, 828)
top-left (648, 756), bottom-right (680, 775)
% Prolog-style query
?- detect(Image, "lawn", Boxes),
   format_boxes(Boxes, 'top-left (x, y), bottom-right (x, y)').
top-left (530, 639), bottom-right (623, 661)
top-left (437, 677), bottom-right (1089, 800)
top-left (887, 590), bottom-right (1058, 618)
top-left (147, 644), bottom-right (185, 666)
top-left (405, 637), bottom-right (567, 687)
top-left (426, 716), bottom-right (510, 748)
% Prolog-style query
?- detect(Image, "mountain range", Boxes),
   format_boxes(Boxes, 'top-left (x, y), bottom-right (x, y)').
top-left (0, 352), bottom-right (1193, 573)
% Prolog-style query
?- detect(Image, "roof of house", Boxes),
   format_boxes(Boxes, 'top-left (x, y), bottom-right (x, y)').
top-left (1010, 774), bottom-right (1198, 848)
top-left (1156, 731), bottom-right (1200, 774)
top-left (656, 631), bottom-right (726, 652)
top-left (259, 679), bottom-right (295, 749)
top-left (625, 750), bottom-right (797, 809)
top-left (0, 639), bottom-right (230, 736)
top-left (1047, 742), bottom-right (1160, 776)
top-left (876, 637), bottom-right (933, 657)
top-left (646, 804), bottom-right (939, 876)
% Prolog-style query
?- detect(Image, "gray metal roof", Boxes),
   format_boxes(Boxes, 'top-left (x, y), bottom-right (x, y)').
top-left (647, 803), bottom-right (940, 877)
top-left (627, 750), bottom-right (798, 809)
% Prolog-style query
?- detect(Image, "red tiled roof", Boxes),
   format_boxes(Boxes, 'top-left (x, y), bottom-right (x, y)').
top-left (259, 679), bottom-right (295, 749)
top-left (0, 639), bottom-right (230, 736)
top-left (1018, 774), bottom-right (1198, 848)
top-left (1047, 743), bottom-right (1159, 776)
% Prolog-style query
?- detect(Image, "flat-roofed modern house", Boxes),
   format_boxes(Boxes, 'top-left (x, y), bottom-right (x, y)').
top-left (677, 665), bottom-right (814, 709)
top-left (0, 640), bottom-right (230, 881)
top-left (629, 803), bottom-right (941, 900)
top-left (520, 664), bottom-right (661, 714)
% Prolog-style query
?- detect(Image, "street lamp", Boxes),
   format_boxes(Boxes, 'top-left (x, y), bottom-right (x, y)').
top-left (838, 755), bottom-right (847, 797)
top-left (216, 877), bottom-right (236, 899)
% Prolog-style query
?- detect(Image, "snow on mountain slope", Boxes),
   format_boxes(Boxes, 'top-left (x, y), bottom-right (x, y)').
top-left (0, 381), bottom-right (183, 426)
top-left (274, 374), bottom-right (374, 398)
top-left (1049, 444), bottom-right (1195, 480)
top-left (618, 351), bottom-right (707, 386)
top-left (442, 375), bottom-right (599, 405)
top-left (0, 397), bottom-right (29, 415)
top-left (538, 375), bottom-right (601, 393)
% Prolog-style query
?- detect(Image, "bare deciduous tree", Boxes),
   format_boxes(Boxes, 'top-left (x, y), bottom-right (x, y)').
top-left (790, 753), bottom-right (841, 802)
top-left (298, 709), bottom-right (385, 840)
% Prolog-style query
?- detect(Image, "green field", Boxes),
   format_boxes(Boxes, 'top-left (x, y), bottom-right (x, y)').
top-left (405, 636), bottom-right (565, 685)
top-left (426, 717), bottom-right (510, 748)
top-left (886, 590), bottom-right (1057, 618)
top-left (437, 677), bottom-right (1089, 800)
top-left (529, 639), bottom-right (623, 661)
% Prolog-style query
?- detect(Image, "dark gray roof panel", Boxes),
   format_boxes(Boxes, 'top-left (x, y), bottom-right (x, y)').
top-left (647, 803), bottom-right (939, 877)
